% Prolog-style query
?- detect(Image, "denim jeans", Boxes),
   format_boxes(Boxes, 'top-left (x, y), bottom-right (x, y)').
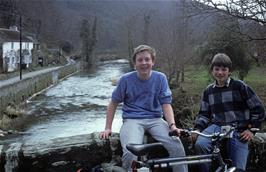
top-left (194, 124), bottom-right (249, 172)
top-left (119, 118), bottom-right (188, 172)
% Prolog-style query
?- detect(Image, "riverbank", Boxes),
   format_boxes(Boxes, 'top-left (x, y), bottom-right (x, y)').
top-left (0, 62), bottom-right (81, 130)
top-left (0, 59), bottom-right (127, 172)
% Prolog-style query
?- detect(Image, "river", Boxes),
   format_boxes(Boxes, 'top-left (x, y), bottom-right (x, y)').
top-left (18, 59), bottom-right (129, 145)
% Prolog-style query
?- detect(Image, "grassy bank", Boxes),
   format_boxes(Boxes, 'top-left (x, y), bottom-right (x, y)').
top-left (172, 64), bottom-right (266, 130)
top-left (178, 65), bottom-right (266, 102)
top-left (244, 67), bottom-right (266, 103)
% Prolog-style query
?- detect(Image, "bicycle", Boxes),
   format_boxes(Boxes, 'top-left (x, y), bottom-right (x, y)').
top-left (126, 126), bottom-right (239, 172)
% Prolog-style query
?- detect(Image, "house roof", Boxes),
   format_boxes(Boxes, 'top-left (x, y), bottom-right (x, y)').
top-left (0, 28), bottom-right (33, 43)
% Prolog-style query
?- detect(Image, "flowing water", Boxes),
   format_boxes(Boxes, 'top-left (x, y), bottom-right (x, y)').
top-left (20, 59), bottom-right (129, 145)
top-left (4, 143), bottom-right (21, 172)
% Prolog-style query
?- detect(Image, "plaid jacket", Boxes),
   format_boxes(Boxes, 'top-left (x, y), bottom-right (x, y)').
top-left (194, 78), bottom-right (265, 131)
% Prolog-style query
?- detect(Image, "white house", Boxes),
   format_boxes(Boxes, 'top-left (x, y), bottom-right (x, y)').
top-left (0, 26), bottom-right (33, 73)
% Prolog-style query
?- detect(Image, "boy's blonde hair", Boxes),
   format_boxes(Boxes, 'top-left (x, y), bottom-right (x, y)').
top-left (132, 45), bottom-right (156, 62)
top-left (211, 53), bottom-right (232, 71)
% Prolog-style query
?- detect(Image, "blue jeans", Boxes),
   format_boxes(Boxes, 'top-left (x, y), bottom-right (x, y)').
top-left (119, 118), bottom-right (188, 172)
top-left (194, 124), bottom-right (249, 172)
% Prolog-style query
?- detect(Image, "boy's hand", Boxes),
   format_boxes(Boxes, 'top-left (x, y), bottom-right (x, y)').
top-left (190, 132), bottom-right (199, 143)
top-left (170, 125), bottom-right (182, 137)
top-left (99, 129), bottom-right (112, 139)
top-left (239, 129), bottom-right (254, 142)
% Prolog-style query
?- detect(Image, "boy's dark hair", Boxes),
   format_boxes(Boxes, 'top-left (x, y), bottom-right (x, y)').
top-left (210, 53), bottom-right (232, 71)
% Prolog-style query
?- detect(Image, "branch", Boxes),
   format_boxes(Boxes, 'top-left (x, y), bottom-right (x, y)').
top-left (193, 0), bottom-right (266, 25)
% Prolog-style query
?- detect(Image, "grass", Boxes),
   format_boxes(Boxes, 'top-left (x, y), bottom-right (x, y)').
top-left (173, 66), bottom-right (210, 118)
top-left (244, 67), bottom-right (266, 100)
top-left (173, 64), bottom-right (266, 130)
top-left (180, 65), bottom-right (211, 95)
top-left (179, 65), bottom-right (266, 104)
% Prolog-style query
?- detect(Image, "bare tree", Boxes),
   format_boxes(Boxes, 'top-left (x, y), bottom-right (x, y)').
top-left (152, 1), bottom-right (198, 87)
top-left (192, 0), bottom-right (266, 65)
top-left (80, 17), bottom-right (97, 67)
top-left (192, 0), bottom-right (266, 25)
top-left (191, 0), bottom-right (266, 40)
top-left (124, 15), bottom-right (138, 69)
top-left (143, 12), bottom-right (151, 44)
top-left (150, 7), bottom-right (179, 84)
top-left (0, 0), bottom-right (17, 28)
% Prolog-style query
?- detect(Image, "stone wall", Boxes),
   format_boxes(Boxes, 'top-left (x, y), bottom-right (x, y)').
top-left (0, 132), bottom-right (122, 172)
top-left (0, 132), bottom-right (265, 172)
top-left (0, 63), bottom-right (80, 119)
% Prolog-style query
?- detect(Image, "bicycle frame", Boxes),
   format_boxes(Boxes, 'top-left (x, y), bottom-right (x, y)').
top-left (131, 146), bottom-right (232, 172)
top-left (127, 126), bottom-right (237, 172)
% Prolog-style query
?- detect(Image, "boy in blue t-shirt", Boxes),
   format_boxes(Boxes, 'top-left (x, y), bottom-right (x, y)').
top-left (100, 45), bottom-right (187, 172)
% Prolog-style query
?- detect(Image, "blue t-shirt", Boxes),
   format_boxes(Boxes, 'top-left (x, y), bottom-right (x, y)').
top-left (112, 71), bottom-right (172, 119)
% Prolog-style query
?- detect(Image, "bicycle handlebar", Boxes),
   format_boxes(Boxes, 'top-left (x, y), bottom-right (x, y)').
top-left (170, 126), bottom-right (260, 143)
top-left (169, 126), bottom-right (236, 139)
top-left (184, 130), bottom-right (222, 138)
top-left (169, 129), bottom-right (220, 138)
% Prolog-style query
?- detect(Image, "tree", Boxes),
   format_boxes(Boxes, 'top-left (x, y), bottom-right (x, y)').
top-left (80, 17), bottom-right (97, 67)
top-left (125, 10), bottom-right (152, 69)
top-left (90, 17), bottom-right (97, 55)
top-left (177, 0), bottom-right (194, 83)
top-left (143, 12), bottom-right (151, 44)
top-left (192, 0), bottom-right (266, 26)
top-left (192, 0), bottom-right (266, 66)
top-left (152, 0), bottom-right (198, 87)
top-left (80, 19), bottom-right (89, 63)
top-left (124, 15), bottom-right (137, 69)
top-left (127, 27), bottom-right (134, 69)
top-left (199, 16), bottom-right (251, 80)
top-left (0, 0), bottom-right (17, 28)
top-left (60, 41), bottom-right (73, 54)
top-left (150, 7), bottom-right (179, 85)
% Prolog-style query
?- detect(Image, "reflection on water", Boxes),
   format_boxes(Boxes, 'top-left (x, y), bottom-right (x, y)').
top-left (22, 59), bottom-right (129, 145)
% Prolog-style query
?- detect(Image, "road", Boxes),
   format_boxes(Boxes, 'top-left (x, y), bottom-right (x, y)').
top-left (0, 66), bottom-right (61, 89)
